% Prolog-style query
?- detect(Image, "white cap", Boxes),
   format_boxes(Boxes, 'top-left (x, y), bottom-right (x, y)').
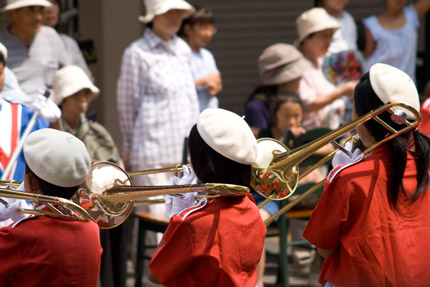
top-left (196, 108), bottom-right (257, 165)
top-left (24, 129), bottom-right (91, 187)
top-left (52, 65), bottom-right (99, 105)
top-left (2, 0), bottom-right (52, 12)
top-left (369, 63), bottom-right (420, 120)
top-left (295, 8), bottom-right (340, 45)
top-left (138, 0), bottom-right (194, 23)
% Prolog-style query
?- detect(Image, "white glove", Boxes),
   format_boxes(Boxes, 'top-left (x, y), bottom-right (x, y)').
top-left (0, 198), bottom-right (22, 221)
top-left (165, 165), bottom-right (196, 218)
top-left (30, 94), bottom-right (62, 123)
top-left (332, 141), bottom-right (364, 169)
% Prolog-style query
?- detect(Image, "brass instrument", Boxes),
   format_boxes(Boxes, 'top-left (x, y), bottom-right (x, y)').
top-left (75, 161), bottom-right (250, 229)
top-left (0, 185), bottom-right (92, 222)
top-left (251, 102), bottom-right (421, 226)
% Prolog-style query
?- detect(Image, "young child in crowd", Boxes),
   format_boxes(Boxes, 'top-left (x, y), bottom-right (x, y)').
top-left (178, 6), bottom-right (222, 111)
top-left (304, 63), bottom-right (430, 286)
top-left (148, 108), bottom-right (266, 287)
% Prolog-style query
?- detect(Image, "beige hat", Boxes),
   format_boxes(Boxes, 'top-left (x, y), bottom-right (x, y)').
top-left (138, 0), bottom-right (194, 23)
top-left (2, 0), bottom-right (52, 11)
top-left (52, 65), bottom-right (99, 105)
top-left (24, 128), bottom-right (91, 187)
top-left (0, 42), bottom-right (7, 60)
top-left (196, 108), bottom-right (257, 165)
top-left (369, 63), bottom-right (420, 121)
top-left (258, 43), bottom-right (311, 85)
top-left (295, 7), bottom-right (340, 45)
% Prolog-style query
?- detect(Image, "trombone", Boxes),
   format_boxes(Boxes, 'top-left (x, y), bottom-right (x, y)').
top-left (250, 102), bottom-right (421, 226)
top-left (75, 161), bottom-right (250, 229)
top-left (0, 185), bottom-right (92, 222)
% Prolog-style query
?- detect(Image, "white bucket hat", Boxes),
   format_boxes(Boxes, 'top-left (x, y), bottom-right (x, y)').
top-left (24, 128), bottom-right (91, 187)
top-left (295, 7), bottom-right (340, 45)
top-left (0, 42), bottom-right (7, 60)
top-left (52, 65), bottom-right (99, 105)
top-left (138, 0), bottom-right (194, 23)
top-left (197, 108), bottom-right (258, 165)
top-left (369, 63), bottom-right (420, 121)
top-left (2, 0), bottom-right (52, 12)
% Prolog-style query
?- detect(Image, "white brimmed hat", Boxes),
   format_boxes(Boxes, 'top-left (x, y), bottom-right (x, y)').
top-left (258, 43), bottom-right (311, 85)
top-left (24, 129), bottom-right (91, 187)
top-left (196, 108), bottom-right (257, 165)
top-left (369, 63), bottom-right (420, 121)
top-left (52, 65), bottom-right (99, 105)
top-left (138, 0), bottom-right (194, 23)
top-left (295, 8), bottom-right (340, 45)
top-left (2, 0), bottom-right (52, 12)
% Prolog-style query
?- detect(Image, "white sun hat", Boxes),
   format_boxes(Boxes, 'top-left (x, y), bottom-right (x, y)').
top-left (24, 128), bottom-right (91, 187)
top-left (0, 42), bottom-right (7, 60)
top-left (369, 63), bottom-right (420, 121)
top-left (2, 0), bottom-right (52, 12)
top-left (295, 7), bottom-right (340, 45)
top-left (52, 65), bottom-right (99, 105)
top-left (138, 0), bottom-right (194, 23)
top-left (196, 108), bottom-right (257, 165)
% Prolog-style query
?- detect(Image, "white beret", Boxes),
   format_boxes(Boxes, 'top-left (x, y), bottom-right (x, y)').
top-left (24, 129), bottom-right (91, 187)
top-left (196, 108), bottom-right (257, 165)
top-left (369, 63), bottom-right (420, 120)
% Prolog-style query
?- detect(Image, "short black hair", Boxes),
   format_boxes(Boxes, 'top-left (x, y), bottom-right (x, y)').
top-left (0, 50), bottom-right (5, 66)
top-left (270, 90), bottom-right (303, 122)
top-left (25, 164), bottom-right (80, 199)
top-left (188, 125), bottom-right (251, 187)
top-left (178, 6), bottom-right (215, 38)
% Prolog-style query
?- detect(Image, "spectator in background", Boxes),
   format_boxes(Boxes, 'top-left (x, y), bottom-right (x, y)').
top-left (52, 65), bottom-right (126, 287)
top-left (244, 43), bottom-right (310, 137)
top-left (117, 0), bottom-right (199, 284)
top-left (363, 0), bottom-right (430, 82)
top-left (296, 7), bottom-right (356, 130)
top-left (315, 0), bottom-right (357, 55)
top-left (42, 0), bottom-right (93, 81)
top-left (178, 6), bottom-right (222, 111)
top-left (0, 0), bottom-right (72, 102)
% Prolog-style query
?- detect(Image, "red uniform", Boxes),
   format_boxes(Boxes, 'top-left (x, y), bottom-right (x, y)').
top-left (149, 194), bottom-right (266, 287)
top-left (0, 215), bottom-right (102, 287)
top-left (418, 98), bottom-right (430, 136)
top-left (303, 144), bottom-right (430, 286)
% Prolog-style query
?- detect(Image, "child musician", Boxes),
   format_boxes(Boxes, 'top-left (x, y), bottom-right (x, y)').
top-left (148, 108), bottom-right (267, 286)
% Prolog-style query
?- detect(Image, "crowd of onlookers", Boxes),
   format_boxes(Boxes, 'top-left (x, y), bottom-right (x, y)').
top-left (1, 0), bottom-right (430, 286)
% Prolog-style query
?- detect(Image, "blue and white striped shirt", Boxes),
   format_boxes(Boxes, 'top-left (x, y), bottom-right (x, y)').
top-left (117, 29), bottom-right (199, 167)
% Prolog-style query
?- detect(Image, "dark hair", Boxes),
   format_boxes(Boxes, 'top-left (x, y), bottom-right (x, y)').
top-left (188, 125), bottom-right (251, 187)
top-left (0, 51), bottom-right (5, 66)
top-left (270, 90), bottom-right (303, 124)
top-left (177, 6), bottom-right (215, 38)
top-left (25, 164), bottom-right (79, 199)
top-left (354, 72), bottom-right (430, 208)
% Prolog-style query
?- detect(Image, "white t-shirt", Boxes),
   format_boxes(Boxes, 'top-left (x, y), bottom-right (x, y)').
top-left (328, 10), bottom-right (358, 55)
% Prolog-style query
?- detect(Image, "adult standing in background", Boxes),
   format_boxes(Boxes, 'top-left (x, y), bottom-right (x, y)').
top-left (363, 0), bottom-right (430, 82)
top-left (42, 0), bottom-right (93, 81)
top-left (117, 0), bottom-right (199, 283)
top-left (178, 6), bottom-right (222, 111)
top-left (0, 0), bottom-right (72, 102)
top-left (296, 8), bottom-right (356, 130)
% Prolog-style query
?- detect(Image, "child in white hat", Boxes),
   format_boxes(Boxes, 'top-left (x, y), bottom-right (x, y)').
top-left (0, 128), bottom-right (102, 286)
top-left (148, 108), bottom-right (267, 287)
top-left (304, 63), bottom-right (430, 286)
top-left (53, 65), bottom-right (121, 165)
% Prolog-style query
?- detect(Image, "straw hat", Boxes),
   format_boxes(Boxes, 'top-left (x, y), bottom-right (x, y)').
top-left (369, 63), bottom-right (420, 121)
top-left (2, 0), bottom-right (52, 12)
top-left (258, 43), bottom-right (311, 85)
top-left (138, 0), bottom-right (194, 23)
top-left (24, 129), bottom-right (91, 187)
top-left (52, 65), bottom-right (99, 105)
top-left (295, 8), bottom-right (340, 45)
top-left (197, 108), bottom-right (257, 165)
